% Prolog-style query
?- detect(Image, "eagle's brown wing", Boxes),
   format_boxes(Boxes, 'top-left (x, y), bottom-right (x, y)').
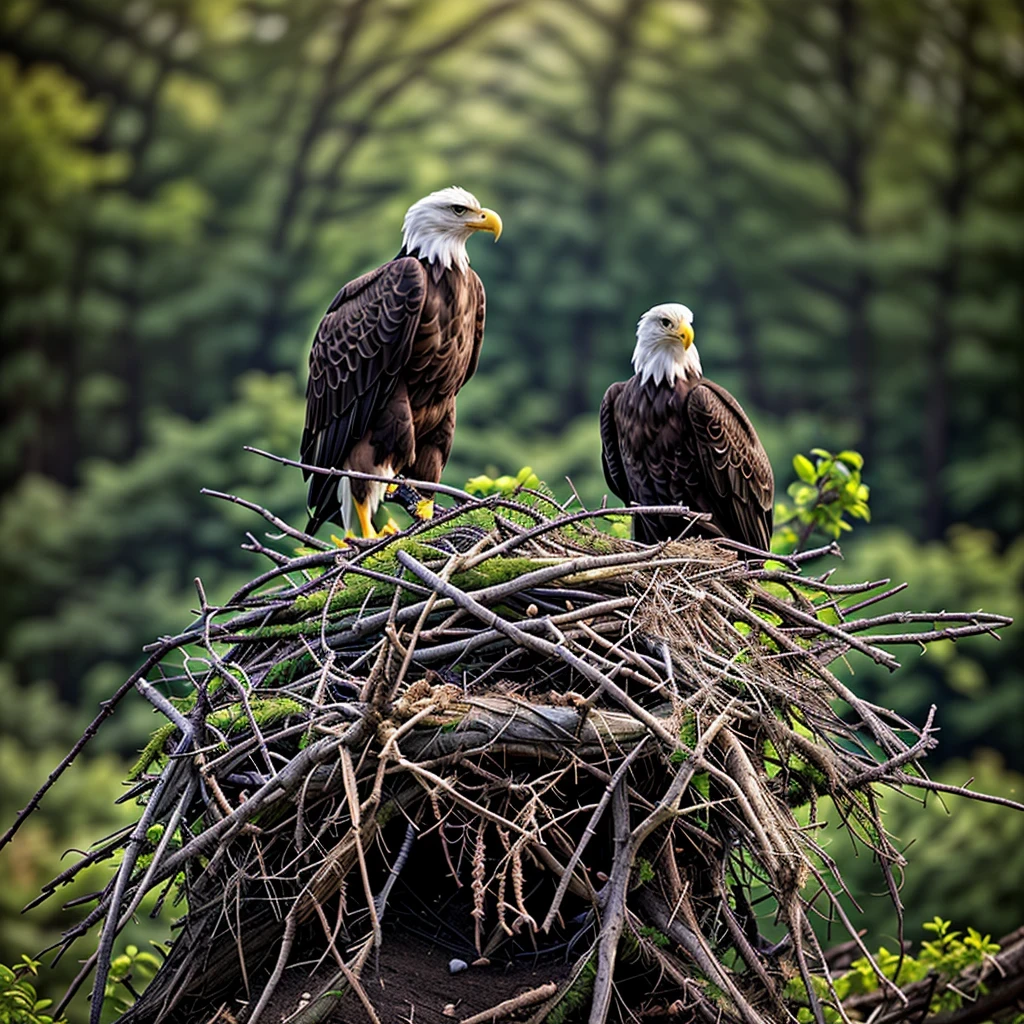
top-left (599, 381), bottom-right (630, 503)
top-left (684, 380), bottom-right (774, 550)
top-left (462, 269), bottom-right (486, 386)
top-left (302, 257), bottom-right (426, 532)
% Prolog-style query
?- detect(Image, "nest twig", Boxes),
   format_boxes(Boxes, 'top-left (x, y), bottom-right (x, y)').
top-left (5, 469), bottom-right (1017, 1024)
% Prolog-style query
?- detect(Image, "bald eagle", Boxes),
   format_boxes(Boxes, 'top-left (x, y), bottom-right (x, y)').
top-left (301, 187), bottom-right (501, 538)
top-left (600, 303), bottom-right (774, 548)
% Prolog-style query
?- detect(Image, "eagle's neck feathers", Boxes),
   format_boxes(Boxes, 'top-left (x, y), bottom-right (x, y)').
top-left (631, 340), bottom-right (703, 387)
top-left (401, 227), bottom-right (470, 272)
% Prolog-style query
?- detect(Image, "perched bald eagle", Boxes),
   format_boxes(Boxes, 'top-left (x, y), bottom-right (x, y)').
top-left (302, 186), bottom-right (502, 537)
top-left (600, 303), bottom-right (774, 548)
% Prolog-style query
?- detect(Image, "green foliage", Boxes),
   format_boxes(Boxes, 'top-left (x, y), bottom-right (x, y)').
top-left (774, 449), bottom-right (871, 553)
top-left (0, 957), bottom-right (65, 1024)
top-left (0, 940), bottom-right (165, 1024)
top-left (785, 918), bottom-right (1000, 1022)
top-left (102, 945), bottom-right (163, 1020)
top-left (465, 466), bottom-right (541, 497)
top-left (637, 926), bottom-right (671, 950)
top-left (603, 514), bottom-right (633, 539)
top-left (0, 675), bottom-right (172, 1023)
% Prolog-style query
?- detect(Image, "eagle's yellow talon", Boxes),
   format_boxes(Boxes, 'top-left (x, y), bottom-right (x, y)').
top-left (385, 482), bottom-right (399, 498)
top-left (414, 499), bottom-right (435, 520)
top-left (329, 533), bottom-right (352, 549)
top-left (354, 500), bottom-right (378, 539)
top-left (380, 518), bottom-right (400, 536)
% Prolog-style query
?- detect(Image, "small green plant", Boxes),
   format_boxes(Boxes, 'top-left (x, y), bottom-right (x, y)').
top-left (773, 449), bottom-right (870, 554)
top-left (602, 513), bottom-right (632, 539)
top-left (635, 858), bottom-right (655, 885)
top-left (0, 957), bottom-right (65, 1024)
top-left (785, 918), bottom-right (1001, 1022)
top-left (102, 944), bottom-right (164, 1017)
top-left (464, 466), bottom-right (540, 497)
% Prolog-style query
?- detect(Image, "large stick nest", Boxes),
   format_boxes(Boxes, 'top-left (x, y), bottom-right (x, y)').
top-left (10, 477), bottom-right (1018, 1024)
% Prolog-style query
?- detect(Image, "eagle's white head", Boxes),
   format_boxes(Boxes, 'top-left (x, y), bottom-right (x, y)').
top-left (402, 186), bottom-right (502, 272)
top-left (632, 302), bottom-right (702, 387)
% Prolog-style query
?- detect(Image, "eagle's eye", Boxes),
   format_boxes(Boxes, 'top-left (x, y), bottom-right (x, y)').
top-left (450, 204), bottom-right (468, 215)
top-left (660, 317), bottom-right (671, 328)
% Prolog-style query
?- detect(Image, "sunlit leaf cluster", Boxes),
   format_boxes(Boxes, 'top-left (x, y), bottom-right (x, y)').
top-left (0, 956), bottom-right (64, 1024)
top-left (786, 918), bottom-right (1002, 1023)
top-left (774, 449), bottom-right (870, 552)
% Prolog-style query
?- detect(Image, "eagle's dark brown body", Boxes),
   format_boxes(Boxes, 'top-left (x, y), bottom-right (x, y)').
top-left (600, 374), bottom-right (774, 548)
top-left (303, 254), bottom-right (484, 534)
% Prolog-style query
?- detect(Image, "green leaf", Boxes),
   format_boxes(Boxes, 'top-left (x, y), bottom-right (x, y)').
top-left (792, 454), bottom-right (817, 484)
top-left (464, 474), bottom-right (495, 496)
top-left (837, 450), bottom-right (864, 470)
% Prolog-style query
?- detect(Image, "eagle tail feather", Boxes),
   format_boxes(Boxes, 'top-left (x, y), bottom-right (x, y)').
top-left (338, 476), bottom-right (358, 537)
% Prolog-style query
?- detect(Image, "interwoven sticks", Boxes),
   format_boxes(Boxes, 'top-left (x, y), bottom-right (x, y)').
top-left (8, 473), bottom-right (1015, 1024)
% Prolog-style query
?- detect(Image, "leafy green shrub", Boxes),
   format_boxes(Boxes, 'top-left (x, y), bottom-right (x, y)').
top-left (0, 956), bottom-right (65, 1024)
top-left (464, 465), bottom-right (541, 496)
top-left (102, 946), bottom-right (163, 1020)
top-left (774, 449), bottom-right (870, 552)
top-left (0, 675), bottom-right (173, 1023)
top-left (786, 918), bottom-right (1000, 1022)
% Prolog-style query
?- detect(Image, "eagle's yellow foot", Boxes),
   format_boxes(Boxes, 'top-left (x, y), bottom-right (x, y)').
top-left (385, 482), bottom-right (400, 498)
top-left (329, 533), bottom-right (353, 550)
top-left (414, 498), bottom-right (435, 521)
top-left (379, 518), bottom-right (400, 536)
top-left (354, 500), bottom-right (378, 539)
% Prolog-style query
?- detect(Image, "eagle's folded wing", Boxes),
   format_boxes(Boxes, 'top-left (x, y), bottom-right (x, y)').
top-left (599, 381), bottom-right (630, 503)
top-left (302, 257), bottom-right (426, 528)
top-left (684, 381), bottom-right (774, 550)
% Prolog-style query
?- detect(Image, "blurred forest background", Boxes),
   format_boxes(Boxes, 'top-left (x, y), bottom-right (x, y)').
top-left (1, 0), bottom-right (1023, 1016)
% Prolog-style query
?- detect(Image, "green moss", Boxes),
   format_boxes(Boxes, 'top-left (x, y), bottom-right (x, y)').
top-left (254, 540), bottom-right (550, 642)
top-left (450, 556), bottom-right (545, 591)
top-left (262, 652), bottom-right (315, 688)
top-left (128, 723), bottom-right (177, 780)
top-left (206, 697), bottom-right (305, 735)
top-left (128, 698), bottom-right (305, 781)
top-left (669, 711), bottom-right (698, 763)
top-left (763, 732), bottom-right (830, 807)
top-left (375, 799), bottom-right (398, 829)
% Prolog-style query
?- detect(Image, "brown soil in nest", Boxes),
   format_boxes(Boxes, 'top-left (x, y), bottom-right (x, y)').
top-left (295, 933), bottom-right (570, 1024)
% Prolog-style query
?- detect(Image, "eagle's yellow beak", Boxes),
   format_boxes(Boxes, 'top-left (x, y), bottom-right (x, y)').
top-left (469, 208), bottom-right (502, 241)
top-left (677, 321), bottom-right (695, 349)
